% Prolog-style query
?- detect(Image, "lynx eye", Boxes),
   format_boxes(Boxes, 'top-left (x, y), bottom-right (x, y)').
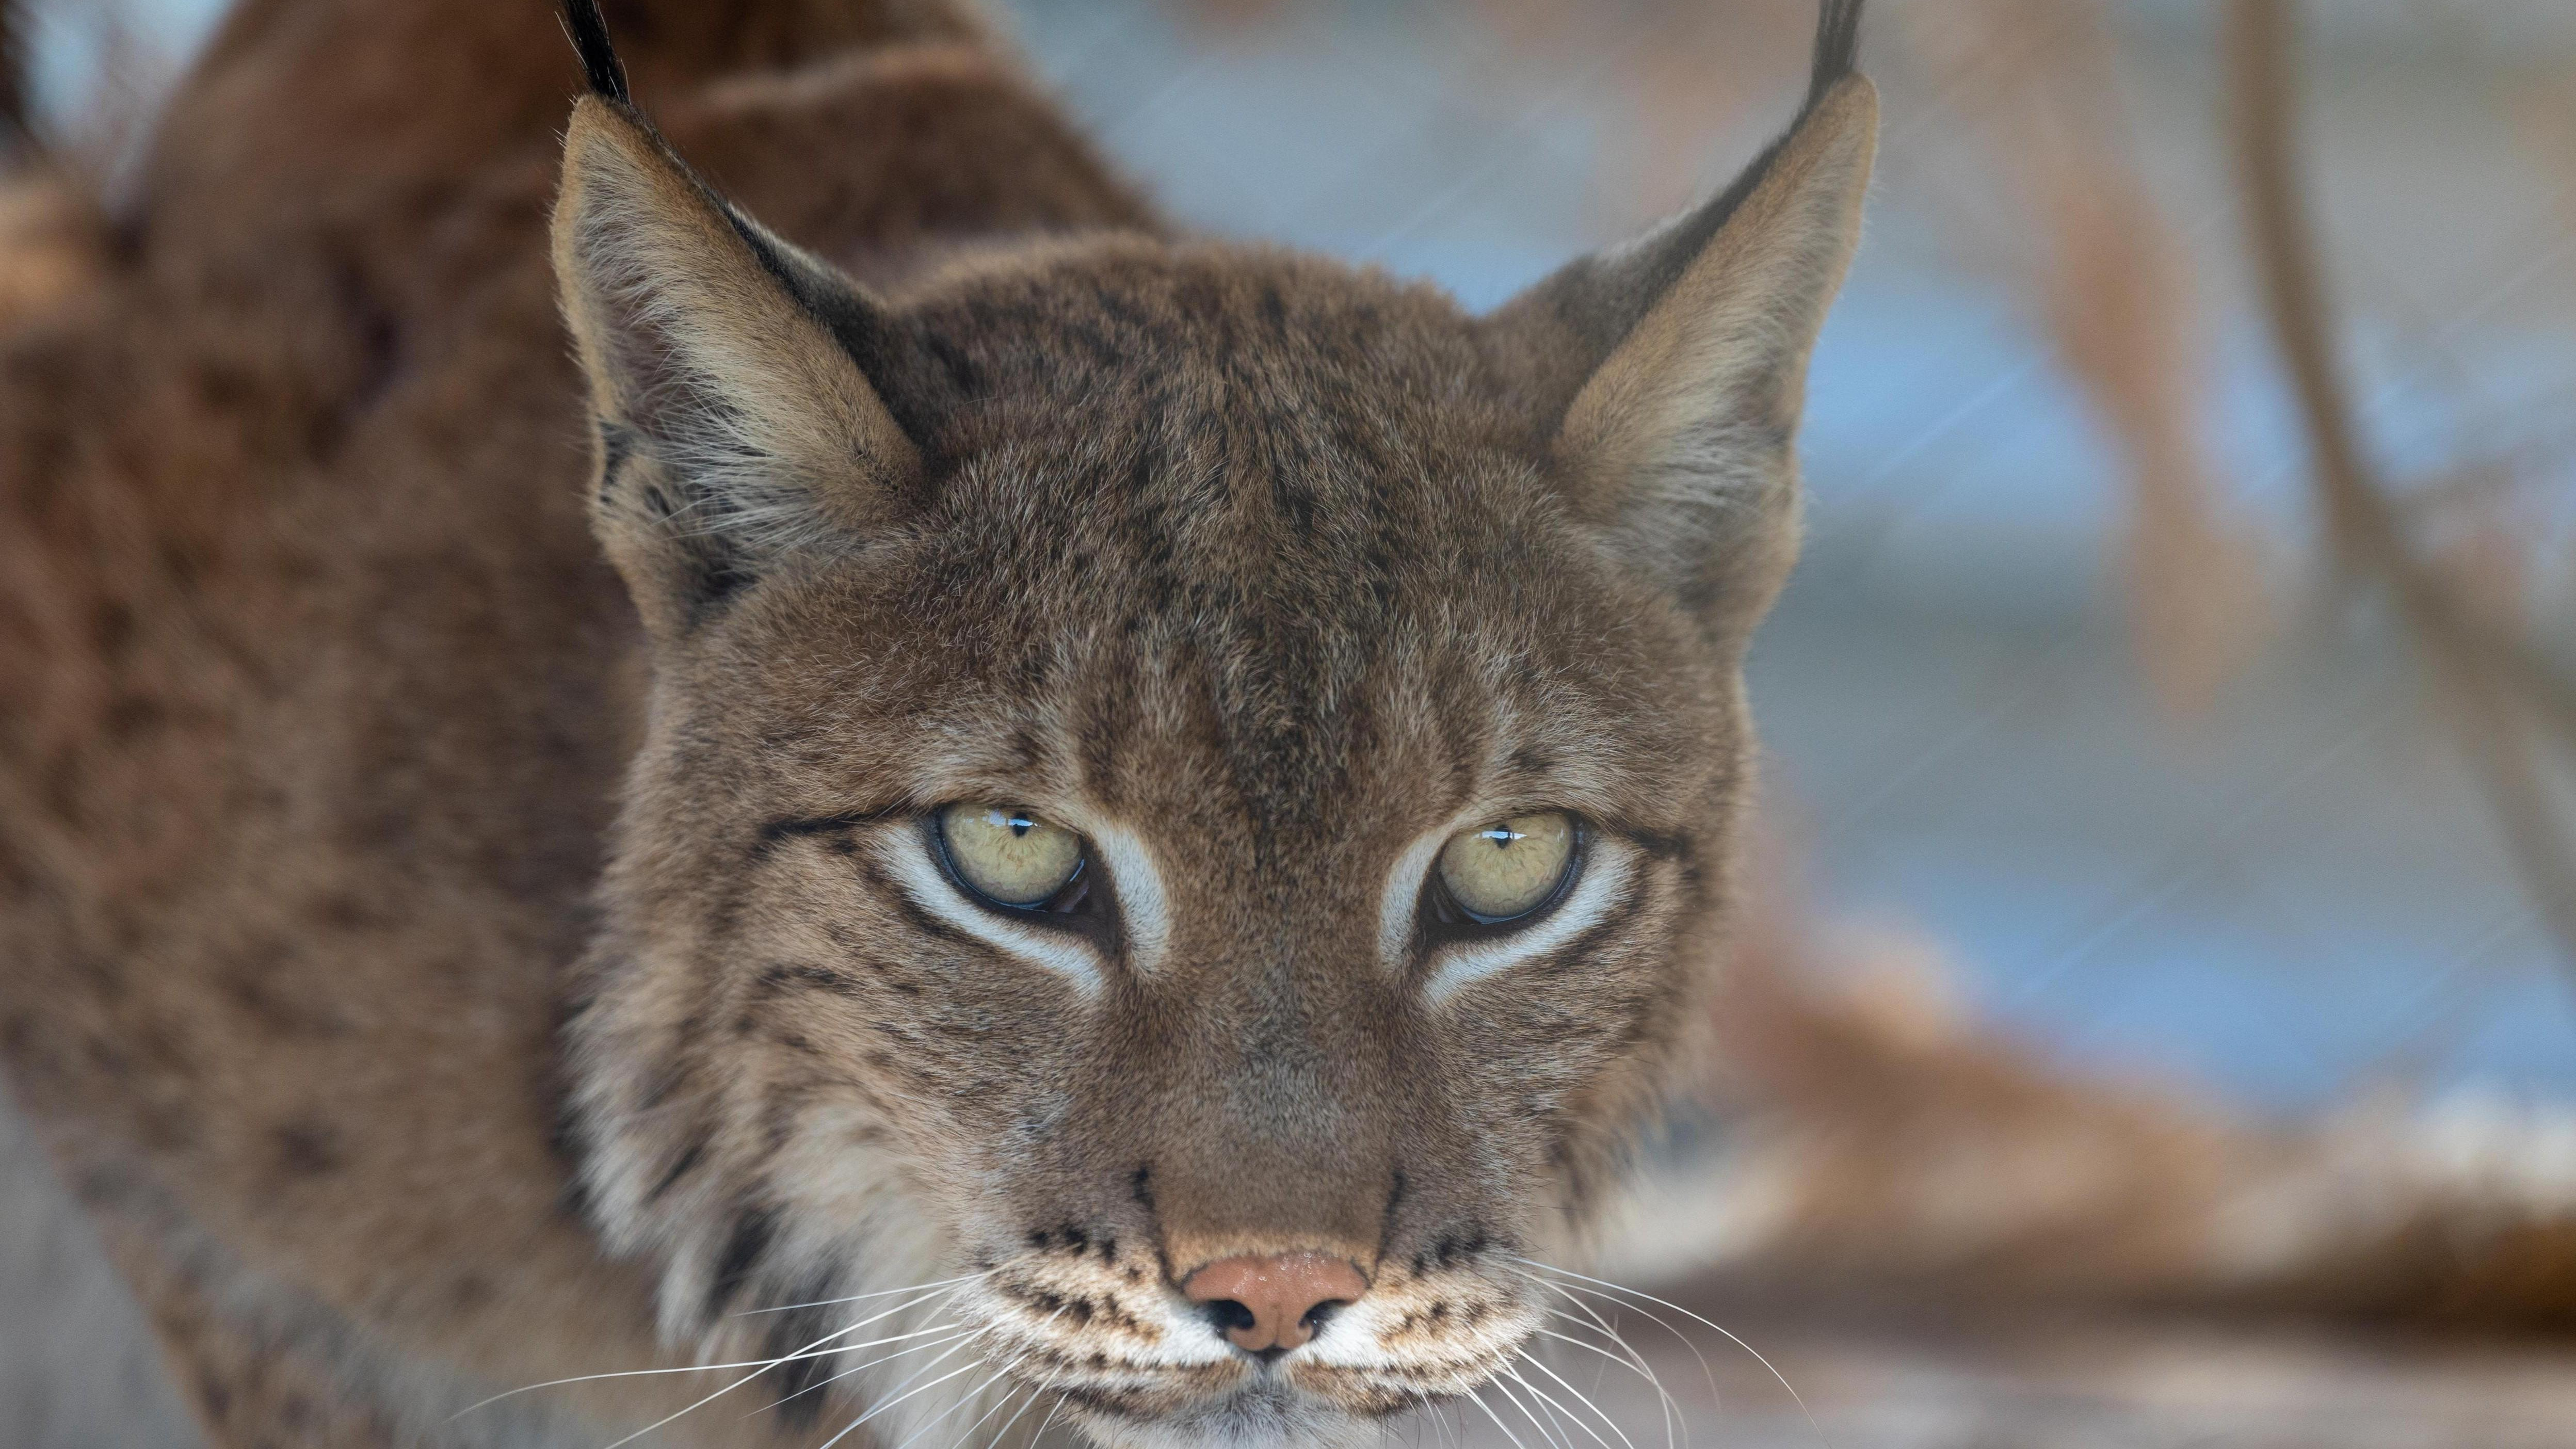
top-left (1434, 811), bottom-right (1578, 925)
top-left (937, 804), bottom-right (1086, 910)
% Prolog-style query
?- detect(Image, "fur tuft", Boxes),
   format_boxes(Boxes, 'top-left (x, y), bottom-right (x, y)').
top-left (1807, 0), bottom-right (1864, 109)
top-left (560, 0), bottom-right (631, 105)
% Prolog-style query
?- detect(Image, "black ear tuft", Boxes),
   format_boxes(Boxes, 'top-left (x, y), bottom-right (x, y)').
top-left (1479, 0), bottom-right (1876, 650)
top-left (1807, 0), bottom-right (1863, 109)
top-left (561, 0), bottom-right (632, 106)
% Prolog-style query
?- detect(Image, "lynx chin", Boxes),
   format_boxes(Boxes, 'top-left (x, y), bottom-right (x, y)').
top-left (0, 0), bottom-right (1874, 1444)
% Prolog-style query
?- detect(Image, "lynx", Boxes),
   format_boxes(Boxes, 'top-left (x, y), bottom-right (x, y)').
top-left (0, 0), bottom-right (1873, 1444)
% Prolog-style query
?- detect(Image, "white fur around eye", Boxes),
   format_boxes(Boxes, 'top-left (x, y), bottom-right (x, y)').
top-left (1080, 821), bottom-right (1171, 974)
top-left (877, 833), bottom-right (1105, 994)
top-left (1377, 828), bottom-right (1452, 970)
top-left (1420, 842), bottom-right (1631, 1005)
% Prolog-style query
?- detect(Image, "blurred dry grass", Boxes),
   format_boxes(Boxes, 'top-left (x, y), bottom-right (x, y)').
top-left (1935, 0), bottom-right (2275, 722)
top-left (1681, 856), bottom-right (2576, 1328)
top-left (0, 168), bottom-right (101, 322)
top-left (2230, 0), bottom-right (2576, 992)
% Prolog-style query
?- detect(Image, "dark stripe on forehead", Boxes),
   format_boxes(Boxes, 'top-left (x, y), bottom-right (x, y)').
top-left (1072, 657), bottom-right (1135, 811)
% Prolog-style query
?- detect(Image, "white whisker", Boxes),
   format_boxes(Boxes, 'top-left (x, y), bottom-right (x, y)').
top-left (755, 1323), bottom-right (983, 1417)
top-left (447, 1355), bottom-right (815, 1409)
top-left (1029, 1382), bottom-right (1073, 1446)
top-left (736, 1269), bottom-right (992, 1316)
top-left (469, 1295), bottom-right (954, 1444)
top-left (456, 1275), bottom-right (972, 1423)
top-left (816, 1355), bottom-right (992, 1449)
top-left (1512, 1356), bottom-right (1633, 1449)
top-left (1486, 1362), bottom-right (1573, 1449)
top-left (981, 1355), bottom-right (1072, 1449)
top-left (813, 1323), bottom-right (991, 1421)
top-left (1531, 1292), bottom-right (1683, 1449)
top-left (977, 1380), bottom-right (1046, 1449)
top-left (886, 1359), bottom-right (1020, 1449)
top-left (585, 1340), bottom-right (847, 1449)
top-left (1530, 1324), bottom-right (1682, 1424)
top-left (1462, 1384), bottom-right (1538, 1449)
top-left (1510, 1259), bottom-right (1827, 1449)
top-left (1527, 1277), bottom-right (1691, 1449)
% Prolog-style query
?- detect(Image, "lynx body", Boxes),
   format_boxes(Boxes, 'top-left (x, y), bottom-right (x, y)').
top-left (0, 1), bottom-right (1873, 1444)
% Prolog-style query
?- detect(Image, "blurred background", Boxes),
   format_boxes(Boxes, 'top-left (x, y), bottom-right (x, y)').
top-left (7, 0), bottom-right (2576, 1444)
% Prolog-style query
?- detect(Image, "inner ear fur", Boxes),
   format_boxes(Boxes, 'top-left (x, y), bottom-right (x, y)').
top-left (1486, 75), bottom-right (1877, 651)
top-left (552, 96), bottom-right (918, 638)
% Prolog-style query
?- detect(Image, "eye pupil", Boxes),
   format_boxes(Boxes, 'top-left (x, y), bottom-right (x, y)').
top-left (940, 804), bottom-right (1086, 910)
top-left (1436, 812), bottom-right (1576, 924)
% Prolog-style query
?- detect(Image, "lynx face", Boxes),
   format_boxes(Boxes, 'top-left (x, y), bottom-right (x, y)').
top-left (549, 6), bottom-right (1873, 1447)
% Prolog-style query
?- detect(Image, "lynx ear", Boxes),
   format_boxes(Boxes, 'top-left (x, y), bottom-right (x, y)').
top-left (1486, 1), bottom-right (1874, 651)
top-left (551, 91), bottom-right (918, 639)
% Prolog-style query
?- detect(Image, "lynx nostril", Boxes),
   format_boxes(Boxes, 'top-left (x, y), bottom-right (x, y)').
top-left (1203, 1295), bottom-right (1259, 1339)
top-left (1180, 1251), bottom-right (1367, 1357)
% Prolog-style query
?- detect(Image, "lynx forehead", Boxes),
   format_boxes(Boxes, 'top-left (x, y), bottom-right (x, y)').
top-left (548, 1), bottom-right (1875, 1445)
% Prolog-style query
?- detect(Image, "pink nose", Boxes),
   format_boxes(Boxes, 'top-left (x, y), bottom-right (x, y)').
top-left (1181, 1252), bottom-right (1369, 1355)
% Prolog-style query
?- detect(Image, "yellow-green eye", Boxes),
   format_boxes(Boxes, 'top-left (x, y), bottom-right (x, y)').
top-left (938, 804), bottom-right (1084, 908)
top-left (1436, 812), bottom-right (1577, 923)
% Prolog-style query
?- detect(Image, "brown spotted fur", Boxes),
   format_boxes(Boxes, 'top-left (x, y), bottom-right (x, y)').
top-left (0, 1), bottom-right (1874, 1444)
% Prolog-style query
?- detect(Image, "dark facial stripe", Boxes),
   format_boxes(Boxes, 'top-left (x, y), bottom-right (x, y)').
top-left (594, 417), bottom-right (637, 505)
top-left (706, 1203), bottom-right (779, 1321)
top-left (757, 1300), bottom-right (835, 1430)
top-left (1551, 1131), bottom-right (1600, 1222)
top-left (1130, 1163), bottom-right (1173, 1281)
top-left (753, 808), bottom-right (906, 858)
top-left (645, 1137), bottom-right (706, 1204)
top-left (1535, 890), bottom-right (1647, 984)
top-left (1604, 821), bottom-right (1698, 865)
top-left (762, 960), bottom-right (870, 1000)
top-left (636, 1057), bottom-right (686, 1111)
top-left (548, 1091), bottom-right (594, 1223)
top-left (1376, 1169), bottom-right (1408, 1265)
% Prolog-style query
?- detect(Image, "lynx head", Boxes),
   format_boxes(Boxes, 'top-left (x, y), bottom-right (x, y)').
top-left (549, 3), bottom-right (1874, 1445)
